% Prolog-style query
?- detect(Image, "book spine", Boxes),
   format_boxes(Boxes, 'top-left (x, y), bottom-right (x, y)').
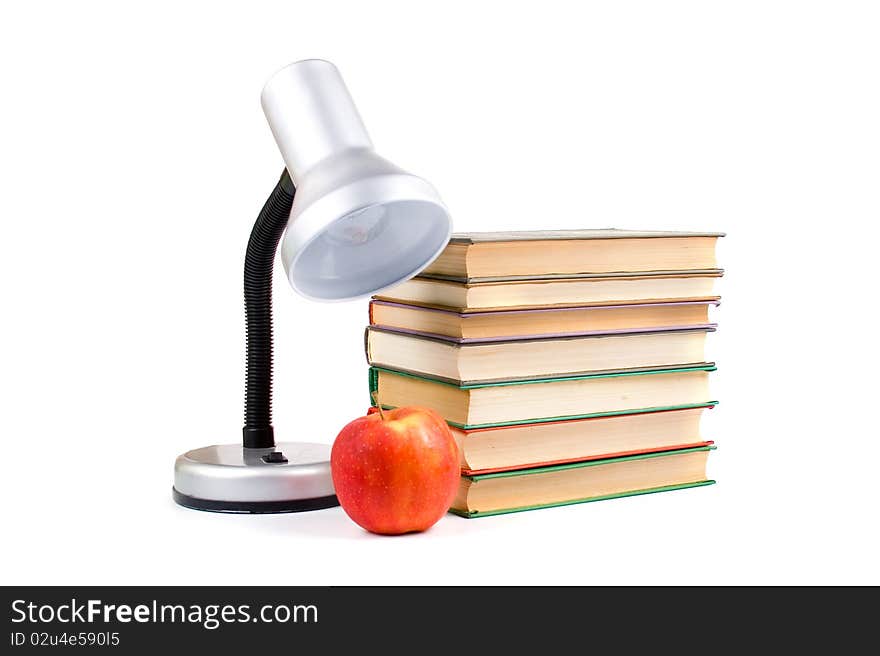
top-left (451, 479), bottom-right (716, 518)
top-left (368, 367), bottom-right (379, 407)
top-left (363, 326), bottom-right (371, 365)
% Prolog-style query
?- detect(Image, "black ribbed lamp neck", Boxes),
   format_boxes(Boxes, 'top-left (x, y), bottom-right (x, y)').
top-left (242, 170), bottom-right (295, 449)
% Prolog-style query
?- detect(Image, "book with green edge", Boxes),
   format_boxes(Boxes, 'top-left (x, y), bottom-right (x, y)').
top-left (450, 445), bottom-right (716, 518)
top-left (369, 365), bottom-right (717, 430)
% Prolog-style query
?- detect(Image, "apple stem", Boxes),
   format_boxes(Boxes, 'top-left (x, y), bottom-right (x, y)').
top-left (371, 391), bottom-right (387, 421)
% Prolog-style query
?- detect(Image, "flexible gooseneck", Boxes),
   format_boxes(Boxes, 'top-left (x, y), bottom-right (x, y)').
top-left (242, 170), bottom-right (295, 449)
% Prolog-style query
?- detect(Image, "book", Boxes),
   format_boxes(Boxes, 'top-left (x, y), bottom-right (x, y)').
top-left (375, 271), bottom-right (722, 311)
top-left (422, 229), bottom-right (724, 282)
top-left (369, 299), bottom-right (718, 342)
top-left (366, 326), bottom-right (713, 384)
top-left (369, 365), bottom-right (716, 429)
top-left (451, 446), bottom-right (716, 517)
top-left (450, 406), bottom-right (715, 474)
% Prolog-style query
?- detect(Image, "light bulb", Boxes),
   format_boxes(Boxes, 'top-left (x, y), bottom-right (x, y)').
top-left (324, 205), bottom-right (388, 246)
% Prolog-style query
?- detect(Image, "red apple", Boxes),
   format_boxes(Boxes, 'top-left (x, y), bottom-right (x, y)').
top-left (331, 406), bottom-right (460, 535)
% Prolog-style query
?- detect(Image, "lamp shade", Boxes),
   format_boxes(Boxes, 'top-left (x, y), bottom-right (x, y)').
top-left (261, 60), bottom-right (452, 301)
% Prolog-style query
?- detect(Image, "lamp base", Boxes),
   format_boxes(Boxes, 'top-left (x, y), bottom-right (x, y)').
top-left (172, 442), bottom-right (338, 514)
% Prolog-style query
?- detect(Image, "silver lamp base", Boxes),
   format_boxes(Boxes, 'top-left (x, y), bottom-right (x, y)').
top-left (172, 442), bottom-right (338, 513)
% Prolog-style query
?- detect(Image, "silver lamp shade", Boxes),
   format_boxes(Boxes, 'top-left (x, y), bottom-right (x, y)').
top-left (261, 59), bottom-right (452, 301)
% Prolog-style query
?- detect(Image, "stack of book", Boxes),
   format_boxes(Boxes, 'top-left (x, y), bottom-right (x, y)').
top-left (366, 229), bottom-right (724, 518)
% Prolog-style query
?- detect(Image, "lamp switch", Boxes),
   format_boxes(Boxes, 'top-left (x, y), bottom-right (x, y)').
top-left (262, 451), bottom-right (288, 464)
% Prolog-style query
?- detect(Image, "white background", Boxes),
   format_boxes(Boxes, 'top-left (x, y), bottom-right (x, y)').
top-left (2, 1), bottom-right (878, 585)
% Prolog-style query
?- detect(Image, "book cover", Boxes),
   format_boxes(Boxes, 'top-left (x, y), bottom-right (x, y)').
top-left (447, 229), bottom-right (726, 244)
top-left (416, 268), bottom-right (725, 284)
top-left (451, 445), bottom-right (717, 518)
top-left (375, 273), bottom-right (723, 311)
top-left (459, 439), bottom-right (716, 476)
top-left (365, 405), bottom-right (718, 475)
top-left (365, 325), bottom-right (715, 385)
top-left (368, 364), bottom-right (718, 429)
top-left (369, 298), bottom-right (719, 344)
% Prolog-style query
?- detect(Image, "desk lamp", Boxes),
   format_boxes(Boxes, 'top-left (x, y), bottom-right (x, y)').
top-left (172, 60), bottom-right (453, 513)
